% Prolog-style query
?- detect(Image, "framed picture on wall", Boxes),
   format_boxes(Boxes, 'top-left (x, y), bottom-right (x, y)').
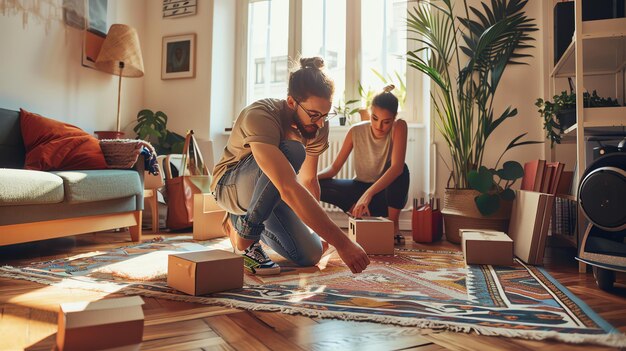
top-left (81, 0), bottom-right (109, 69)
top-left (162, 0), bottom-right (197, 19)
top-left (162, 33), bottom-right (196, 80)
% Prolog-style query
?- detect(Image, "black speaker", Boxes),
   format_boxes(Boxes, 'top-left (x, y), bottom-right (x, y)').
top-left (553, 1), bottom-right (626, 64)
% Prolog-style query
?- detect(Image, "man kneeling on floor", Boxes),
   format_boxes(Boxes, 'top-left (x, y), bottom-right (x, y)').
top-left (211, 56), bottom-right (370, 276)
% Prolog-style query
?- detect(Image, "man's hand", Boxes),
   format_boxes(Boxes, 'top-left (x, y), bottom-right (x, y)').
top-left (335, 240), bottom-right (370, 273)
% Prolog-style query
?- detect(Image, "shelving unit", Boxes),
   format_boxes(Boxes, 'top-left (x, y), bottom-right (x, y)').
top-left (549, 4), bottom-right (626, 273)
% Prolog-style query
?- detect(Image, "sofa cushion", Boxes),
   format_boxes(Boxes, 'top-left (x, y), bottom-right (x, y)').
top-left (0, 108), bottom-right (25, 168)
top-left (0, 169), bottom-right (64, 206)
top-left (53, 170), bottom-right (142, 204)
top-left (20, 109), bottom-right (108, 171)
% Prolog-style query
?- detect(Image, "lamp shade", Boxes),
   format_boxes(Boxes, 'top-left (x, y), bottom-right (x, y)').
top-left (95, 24), bottom-right (144, 77)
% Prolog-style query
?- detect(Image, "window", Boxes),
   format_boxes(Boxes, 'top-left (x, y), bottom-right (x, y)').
top-left (246, 0), bottom-right (289, 102)
top-left (236, 0), bottom-right (425, 122)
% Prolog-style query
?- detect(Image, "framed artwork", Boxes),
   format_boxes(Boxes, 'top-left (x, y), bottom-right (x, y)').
top-left (81, 0), bottom-right (109, 69)
top-left (63, 0), bottom-right (86, 29)
top-left (162, 33), bottom-right (196, 80)
top-left (163, 0), bottom-right (197, 19)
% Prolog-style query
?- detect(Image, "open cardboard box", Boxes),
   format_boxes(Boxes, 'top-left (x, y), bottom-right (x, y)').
top-left (193, 193), bottom-right (227, 240)
top-left (348, 216), bottom-right (394, 255)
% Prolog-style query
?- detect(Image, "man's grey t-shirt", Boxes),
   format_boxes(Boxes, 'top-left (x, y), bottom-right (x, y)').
top-left (211, 99), bottom-right (329, 198)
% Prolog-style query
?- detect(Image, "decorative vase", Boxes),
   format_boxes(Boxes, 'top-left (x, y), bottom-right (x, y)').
top-left (441, 189), bottom-right (512, 244)
top-left (358, 108), bottom-right (370, 121)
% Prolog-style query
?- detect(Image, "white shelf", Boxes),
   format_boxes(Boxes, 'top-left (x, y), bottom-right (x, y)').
top-left (561, 106), bottom-right (626, 136)
top-left (551, 18), bottom-right (626, 78)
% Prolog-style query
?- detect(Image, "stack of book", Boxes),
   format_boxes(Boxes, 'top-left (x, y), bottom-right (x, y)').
top-left (508, 190), bottom-right (555, 265)
top-left (513, 160), bottom-right (578, 264)
top-left (551, 196), bottom-right (578, 242)
top-left (521, 160), bottom-right (570, 195)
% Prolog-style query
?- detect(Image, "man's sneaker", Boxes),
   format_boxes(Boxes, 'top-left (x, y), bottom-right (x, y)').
top-left (243, 242), bottom-right (281, 275)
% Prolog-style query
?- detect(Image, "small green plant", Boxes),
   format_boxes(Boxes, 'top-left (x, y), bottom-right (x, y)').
top-left (334, 97), bottom-right (360, 126)
top-left (134, 109), bottom-right (185, 155)
top-left (468, 161), bottom-right (524, 216)
top-left (536, 90), bottom-right (619, 147)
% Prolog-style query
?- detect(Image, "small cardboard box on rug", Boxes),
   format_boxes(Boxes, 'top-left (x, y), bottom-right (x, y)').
top-left (168, 250), bottom-right (243, 295)
top-left (56, 296), bottom-right (144, 351)
top-left (461, 229), bottom-right (514, 266)
top-left (348, 216), bottom-right (394, 255)
top-left (193, 193), bottom-right (227, 240)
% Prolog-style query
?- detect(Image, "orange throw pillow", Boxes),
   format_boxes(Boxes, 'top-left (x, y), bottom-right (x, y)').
top-left (20, 109), bottom-right (108, 171)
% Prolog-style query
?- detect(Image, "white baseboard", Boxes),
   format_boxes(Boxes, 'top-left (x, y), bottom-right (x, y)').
top-left (327, 210), bottom-right (413, 231)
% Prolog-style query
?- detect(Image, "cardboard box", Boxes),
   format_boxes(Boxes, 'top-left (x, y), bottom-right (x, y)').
top-left (461, 229), bottom-right (514, 266)
top-left (56, 296), bottom-right (144, 351)
top-left (193, 193), bottom-right (227, 240)
top-left (168, 250), bottom-right (243, 295)
top-left (348, 216), bottom-right (394, 255)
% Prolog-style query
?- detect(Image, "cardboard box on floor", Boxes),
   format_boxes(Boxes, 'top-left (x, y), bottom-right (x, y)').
top-left (461, 229), bottom-right (514, 266)
top-left (56, 296), bottom-right (144, 351)
top-left (348, 216), bottom-right (394, 255)
top-left (193, 193), bottom-right (227, 240)
top-left (168, 250), bottom-right (243, 295)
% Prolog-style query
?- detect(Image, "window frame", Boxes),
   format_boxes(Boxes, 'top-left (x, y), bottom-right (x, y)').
top-left (234, 0), bottom-right (427, 124)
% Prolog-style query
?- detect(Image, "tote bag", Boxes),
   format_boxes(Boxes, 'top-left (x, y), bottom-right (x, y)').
top-left (165, 130), bottom-right (211, 230)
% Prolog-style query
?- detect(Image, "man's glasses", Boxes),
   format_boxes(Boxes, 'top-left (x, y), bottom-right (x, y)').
top-left (295, 100), bottom-right (338, 123)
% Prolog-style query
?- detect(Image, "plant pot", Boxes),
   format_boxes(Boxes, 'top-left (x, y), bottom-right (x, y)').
top-left (94, 131), bottom-right (125, 140)
top-left (557, 108), bottom-right (576, 130)
top-left (339, 116), bottom-right (347, 126)
top-left (358, 108), bottom-right (370, 121)
top-left (441, 189), bottom-right (512, 244)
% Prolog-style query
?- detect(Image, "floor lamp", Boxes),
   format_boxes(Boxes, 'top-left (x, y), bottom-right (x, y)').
top-left (94, 24), bottom-right (144, 139)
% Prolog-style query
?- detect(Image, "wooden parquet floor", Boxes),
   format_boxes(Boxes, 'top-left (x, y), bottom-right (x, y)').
top-left (1, 230), bottom-right (625, 351)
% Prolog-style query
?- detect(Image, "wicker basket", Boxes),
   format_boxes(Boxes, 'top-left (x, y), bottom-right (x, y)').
top-left (441, 189), bottom-right (512, 244)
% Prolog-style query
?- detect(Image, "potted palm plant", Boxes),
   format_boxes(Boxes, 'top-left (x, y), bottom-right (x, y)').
top-left (407, 0), bottom-right (541, 243)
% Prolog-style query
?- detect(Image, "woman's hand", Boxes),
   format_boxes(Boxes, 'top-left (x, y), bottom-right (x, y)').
top-left (351, 192), bottom-right (372, 218)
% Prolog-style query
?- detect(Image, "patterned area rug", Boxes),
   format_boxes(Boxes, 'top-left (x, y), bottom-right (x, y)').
top-left (1, 236), bottom-right (625, 347)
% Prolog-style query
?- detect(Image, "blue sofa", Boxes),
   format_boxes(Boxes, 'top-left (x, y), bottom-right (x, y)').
top-left (0, 108), bottom-right (144, 246)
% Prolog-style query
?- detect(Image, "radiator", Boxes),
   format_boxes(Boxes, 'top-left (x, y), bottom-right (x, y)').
top-left (319, 126), bottom-right (427, 213)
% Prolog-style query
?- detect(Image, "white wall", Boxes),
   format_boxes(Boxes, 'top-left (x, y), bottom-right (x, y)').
top-left (0, 0), bottom-right (146, 133)
top-left (144, 0), bottom-right (217, 144)
top-left (208, 0), bottom-right (236, 164)
top-left (431, 0), bottom-right (546, 198)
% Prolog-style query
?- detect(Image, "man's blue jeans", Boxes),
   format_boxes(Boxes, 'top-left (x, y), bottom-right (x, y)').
top-left (214, 140), bottom-right (323, 266)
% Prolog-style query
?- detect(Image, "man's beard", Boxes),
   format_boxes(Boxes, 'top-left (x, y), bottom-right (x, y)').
top-left (293, 113), bottom-right (319, 139)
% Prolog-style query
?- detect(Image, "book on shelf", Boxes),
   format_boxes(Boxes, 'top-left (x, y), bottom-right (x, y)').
top-left (556, 171), bottom-right (574, 196)
top-left (546, 162), bottom-right (565, 195)
top-left (521, 159), bottom-right (546, 192)
top-left (508, 190), bottom-right (555, 265)
top-left (522, 159), bottom-right (570, 196)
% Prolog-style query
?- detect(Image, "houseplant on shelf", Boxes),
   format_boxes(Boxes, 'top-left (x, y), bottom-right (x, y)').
top-left (333, 97), bottom-right (360, 126)
top-left (407, 0), bottom-right (541, 243)
top-left (134, 109), bottom-right (185, 155)
top-left (536, 90), bottom-right (619, 147)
